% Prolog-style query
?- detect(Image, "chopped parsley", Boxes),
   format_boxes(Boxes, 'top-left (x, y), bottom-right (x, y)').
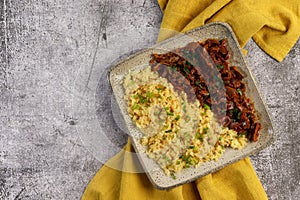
top-left (195, 80), bottom-right (203, 89)
top-left (183, 101), bottom-right (187, 112)
top-left (131, 103), bottom-right (140, 110)
top-left (230, 107), bottom-right (242, 121)
top-left (156, 86), bottom-right (164, 92)
top-left (171, 173), bottom-right (176, 180)
top-left (183, 66), bottom-right (190, 74)
top-left (216, 64), bottom-right (224, 69)
top-left (237, 88), bottom-right (242, 96)
top-left (195, 131), bottom-right (203, 142)
top-left (237, 111), bottom-right (242, 120)
top-left (146, 91), bottom-right (155, 98)
top-left (166, 112), bottom-right (174, 116)
top-left (170, 65), bottom-right (177, 71)
top-left (203, 103), bottom-right (210, 110)
top-left (181, 155), bottom-right (194, 165)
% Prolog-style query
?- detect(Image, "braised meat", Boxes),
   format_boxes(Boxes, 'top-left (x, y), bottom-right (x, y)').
top-left (149, 38), bottom-right (261, 142)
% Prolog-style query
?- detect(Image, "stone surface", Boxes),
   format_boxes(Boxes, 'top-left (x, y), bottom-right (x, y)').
top-left (0, 0), bottom-right (299, 199)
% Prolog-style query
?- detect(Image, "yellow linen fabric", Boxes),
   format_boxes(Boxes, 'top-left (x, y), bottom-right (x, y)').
top-left (157, 0), bottom-right (300, 62)
top-left (82, 0), bottom-right (300, 199)
top-left (82, 140), bottom-right (268, 200)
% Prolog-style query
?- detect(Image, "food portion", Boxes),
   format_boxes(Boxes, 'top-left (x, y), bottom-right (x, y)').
top-left (122, 38), bottom-right (261, 177)
top-left (150, 39), bottom-right (261, 142)
top-left (123, 67), bottom-right (246, 176)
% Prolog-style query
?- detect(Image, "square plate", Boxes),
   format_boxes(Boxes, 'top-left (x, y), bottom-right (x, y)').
top-left (108, 22), bottom-right (275, 190)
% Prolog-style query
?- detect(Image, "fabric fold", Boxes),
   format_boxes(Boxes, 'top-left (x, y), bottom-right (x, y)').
top-left (157, 0), bottom-right (300, 61)
top-left (82, 139), bottom-right (268, 200)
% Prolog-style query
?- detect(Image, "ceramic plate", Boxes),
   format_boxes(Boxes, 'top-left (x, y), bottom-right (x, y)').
top-left (108, 22), bottom-right (276, 190)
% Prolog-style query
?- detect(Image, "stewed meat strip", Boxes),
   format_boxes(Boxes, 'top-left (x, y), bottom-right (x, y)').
top-left (149, 38), bottom-right (261, 142)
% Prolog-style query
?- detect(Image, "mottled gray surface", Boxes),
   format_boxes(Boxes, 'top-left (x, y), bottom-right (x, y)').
top-left (0, 0), bottom-right (299, 199)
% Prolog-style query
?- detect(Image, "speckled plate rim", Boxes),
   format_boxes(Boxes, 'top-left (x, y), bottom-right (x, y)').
top-left (107, 22), bottom-right (276, 190)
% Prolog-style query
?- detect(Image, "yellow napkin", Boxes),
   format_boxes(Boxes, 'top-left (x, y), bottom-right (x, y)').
top-left (82, 0), bottom-right (299, 199)
top-left (157, 0), bottom-right (300, 62)
top-left (82, 140), bottom-right (267, 200)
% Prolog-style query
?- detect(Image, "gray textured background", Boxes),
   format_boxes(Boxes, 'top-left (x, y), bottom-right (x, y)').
top-left (0, 0), bottom-right (299, 199)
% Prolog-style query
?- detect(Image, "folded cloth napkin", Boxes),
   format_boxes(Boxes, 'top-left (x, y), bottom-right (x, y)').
top-left (82, 140), bottom-right (267, 200)
top-left (157, 0), bottom-right (299, 62)
top-left (82, 0), bottom-right (299, 199)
